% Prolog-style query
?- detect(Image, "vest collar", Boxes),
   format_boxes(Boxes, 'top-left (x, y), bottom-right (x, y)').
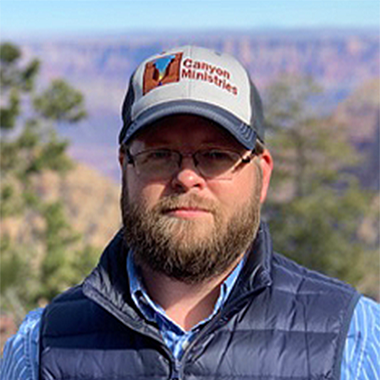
top-left (82, 221), bottom-right (273, 330)
top-left (234, 221), bottom-right (273, 296)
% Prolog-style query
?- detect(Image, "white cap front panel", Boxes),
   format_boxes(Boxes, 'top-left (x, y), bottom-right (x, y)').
top-left (131, 46), bottom-right (252, 125)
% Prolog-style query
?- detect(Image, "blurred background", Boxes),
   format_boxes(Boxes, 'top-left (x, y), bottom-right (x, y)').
top-left (0, 0), bottom-right (379, 351)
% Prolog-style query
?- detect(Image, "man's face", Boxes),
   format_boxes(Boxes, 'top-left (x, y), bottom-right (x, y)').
top-left (120, 114), bottom-right (272, 283)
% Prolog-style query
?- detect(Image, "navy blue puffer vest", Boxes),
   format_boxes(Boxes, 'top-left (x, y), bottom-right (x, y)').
top-left (39, 223), bottom-right (359, 380)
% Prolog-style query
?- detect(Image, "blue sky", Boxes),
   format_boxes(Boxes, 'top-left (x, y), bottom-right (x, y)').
top-left (0, 0), bottom-right (379, 37)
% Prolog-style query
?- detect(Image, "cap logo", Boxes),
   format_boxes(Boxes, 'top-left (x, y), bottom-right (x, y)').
top-left (143, 52), bottom-right (183, 95)
top-left (181, 58), bottom-right (238, 96)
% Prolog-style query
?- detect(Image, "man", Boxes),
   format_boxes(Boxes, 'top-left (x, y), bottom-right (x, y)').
top-left (1, 45), bottom-right (379, 380)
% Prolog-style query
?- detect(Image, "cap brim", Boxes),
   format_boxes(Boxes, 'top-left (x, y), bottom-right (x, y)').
top-left (122, 100), bottom-right (256, 150)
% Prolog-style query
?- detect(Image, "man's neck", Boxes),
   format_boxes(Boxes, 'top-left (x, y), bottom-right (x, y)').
top-left (141, 256), bottom-right (243, 331)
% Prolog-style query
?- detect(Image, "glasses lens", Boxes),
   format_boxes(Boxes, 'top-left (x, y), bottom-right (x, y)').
top-left (196, 150), bottom-right (240, 179)
top-left (134, 149), bottom-right (178, 179)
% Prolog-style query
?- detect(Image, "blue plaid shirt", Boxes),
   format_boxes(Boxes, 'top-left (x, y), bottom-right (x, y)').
top-left (1, 253), bottom-right (379, 379)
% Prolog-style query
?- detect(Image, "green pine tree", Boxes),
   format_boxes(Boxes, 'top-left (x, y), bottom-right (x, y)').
top-left (0, 42), bottom-right (98, 313)
top-left (263, 75), bottom-right (378, 299)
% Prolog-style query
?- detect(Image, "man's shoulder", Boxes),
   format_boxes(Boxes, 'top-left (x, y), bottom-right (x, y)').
top-left (268, 252), bottom-right (361, 334)
top-left (351, 295), bottom-right (380, 330)
top-left (41, 284), bottom-right (88, 322)
top-left (42, 283), bottom-right (101, 333)
top-left (271, 251), bottom-right (359, 295)
top-left (7, 308), bottom-right (43, 339)
top-left (350, 295), bottom-right (380, 350)
top-left (1, 309), bottom-right (43, 380)
top-left (47, 284), bottom-right (86, 304)
top-left (342, 295), bottom-right (380, 380)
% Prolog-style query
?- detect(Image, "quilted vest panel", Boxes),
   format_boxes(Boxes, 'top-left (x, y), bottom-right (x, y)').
top-left (40, 224), bottom-right (359, 380)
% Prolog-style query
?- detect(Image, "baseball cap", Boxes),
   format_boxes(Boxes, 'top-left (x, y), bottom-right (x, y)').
top-left (119, 45), bottom-right (265, 149)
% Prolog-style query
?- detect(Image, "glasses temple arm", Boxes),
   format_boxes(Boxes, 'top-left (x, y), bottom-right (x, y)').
top-left (125, 150), bottom-right (135, 164)
top-left (241, 149), bottom-right (257, 164)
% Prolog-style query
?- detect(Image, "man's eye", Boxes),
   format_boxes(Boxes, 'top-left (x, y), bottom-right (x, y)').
top-left (146, 150), bottom-right (172, 160)
top-left (202, 150), bottom-right (233, 162)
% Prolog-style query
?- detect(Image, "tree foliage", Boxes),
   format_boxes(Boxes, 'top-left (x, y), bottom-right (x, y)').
top-left (34, 79), bottom-right (87, 122)
top-left (0, 42), bottom-right (97, 312)
top-left (263, 75), bottom-right (378, 299)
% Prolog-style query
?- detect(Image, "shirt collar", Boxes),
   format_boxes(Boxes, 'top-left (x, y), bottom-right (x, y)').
top-left (127, 250), bottom-right (245, 330)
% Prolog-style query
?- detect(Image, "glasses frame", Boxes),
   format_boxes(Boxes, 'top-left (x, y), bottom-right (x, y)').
top-left (125, 146), bottom-right (260, 181)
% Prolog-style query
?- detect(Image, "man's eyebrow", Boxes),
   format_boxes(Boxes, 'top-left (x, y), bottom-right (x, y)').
top-left (139, 139), bottom-right (172, 147)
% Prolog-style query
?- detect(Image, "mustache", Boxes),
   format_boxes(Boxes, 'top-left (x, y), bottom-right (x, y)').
top-left (152, 194), bottom-right (219, 215)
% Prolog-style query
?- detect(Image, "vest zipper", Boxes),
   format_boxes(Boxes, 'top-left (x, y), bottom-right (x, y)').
top-left (84, 263), bottom-right (269, 377)
top-left (171, 360), bottom-right (182, 380)
top-left (179, 285), bottom-right (268, 367)
top-left (178, 266), bottom-right (268, 365)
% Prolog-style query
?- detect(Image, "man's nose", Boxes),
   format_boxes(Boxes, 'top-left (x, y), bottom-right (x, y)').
top-left (170, 156), bottom-right (207, 192)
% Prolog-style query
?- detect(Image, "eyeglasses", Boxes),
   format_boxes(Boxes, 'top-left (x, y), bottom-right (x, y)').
top-left (126, 148), bottom-right (256, 181)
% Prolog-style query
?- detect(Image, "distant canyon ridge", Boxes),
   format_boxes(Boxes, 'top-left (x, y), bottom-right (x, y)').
top-left (13, 30), bottom-right (379, 182)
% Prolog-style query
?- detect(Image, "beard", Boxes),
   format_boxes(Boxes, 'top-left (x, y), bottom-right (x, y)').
top-left (121, 174), bottom-right (262, 284)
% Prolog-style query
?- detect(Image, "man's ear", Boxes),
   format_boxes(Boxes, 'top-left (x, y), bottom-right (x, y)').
top-left (258, 148), bottom-right (273, 204)
top-left (118, 146), bottom-right (126, 167)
